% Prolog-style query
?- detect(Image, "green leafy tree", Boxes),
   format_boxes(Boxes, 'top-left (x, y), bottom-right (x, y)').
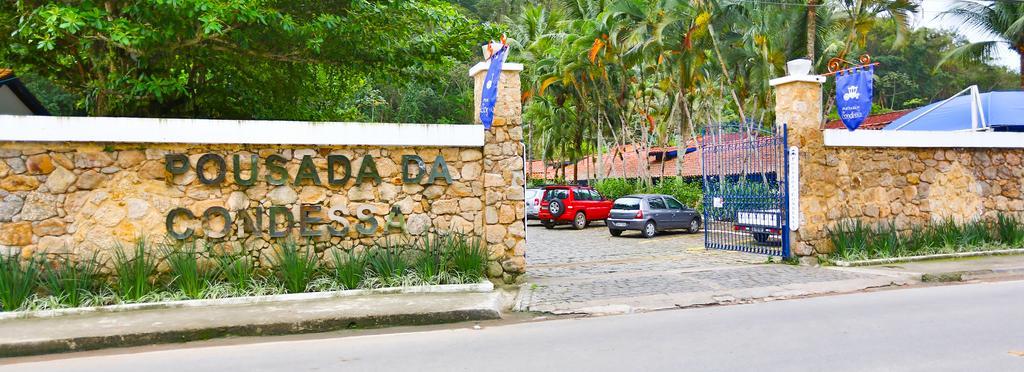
top-left (0, 1), bottom-right (491, 120)
top-left (939, 0), bottom-right (1024, 87)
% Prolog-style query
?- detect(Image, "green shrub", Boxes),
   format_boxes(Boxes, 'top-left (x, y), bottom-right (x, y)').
top-left (162, 240), bottom-right (216, 299)
top-left (868, 222), bottom-right (900, 258)
top-left (112, 238), bottom-right (158, 301)
top-left (960, 219), bottom-right (992, 247)
top-left (367, 240), bottom-right (409, 285)
top-left (653, 178), bottom-right (703, 209)
top-left (594, 178), bottom-right (703, 209)
top-left (413, 234), bottom-right (447, 283)
top-left (593, 178), bottom-right (635, 200)
top-left (329, 249), bottom-right (366, 290)
top-left (0, 254), bottom-right (39, 311)
top-left (903, 224), bottom-right (931, 255)
top-left (41, 253), bottom-right (104, 308)
top-left (446, 233), bottom-right (486, 280)
top-left (270, 240), bottom-right (320, 293)
top-left (216, 244), bottom-right (256, 292)
top-left (995, 213), bottom-right (1024, 246)
top-left (827, 220), bottom-right (870, 260)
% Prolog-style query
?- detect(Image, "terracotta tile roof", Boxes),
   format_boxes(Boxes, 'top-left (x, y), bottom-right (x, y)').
top-left (0, 69), bottom-right (12, 79)
top-left (824, 109), bottom-right (912, 130)
top-left (528, 133), bottom-right (787, 182)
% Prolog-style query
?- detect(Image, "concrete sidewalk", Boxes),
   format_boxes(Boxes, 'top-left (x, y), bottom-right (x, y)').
top-left (518, 264), bottom-right (915, 315)
top-left (859, 254), bottom-right (1024, 282)
top-left (0, 291), bottom-right (505, 358)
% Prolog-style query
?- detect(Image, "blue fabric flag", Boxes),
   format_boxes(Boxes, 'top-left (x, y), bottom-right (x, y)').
top-left (479, 45), bottom-right (507, 129)
top-left (836, 67), bottom-right (874, 131)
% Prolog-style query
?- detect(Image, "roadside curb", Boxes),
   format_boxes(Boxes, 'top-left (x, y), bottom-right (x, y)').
top-left (0, 282), bottom-right (493, 321)
top-left (832, 249), bottom-right (1024, 267)
top-left (0, 290), bottom-right (503, 358)
top-left (921, 267), bottom-right (1024, 282)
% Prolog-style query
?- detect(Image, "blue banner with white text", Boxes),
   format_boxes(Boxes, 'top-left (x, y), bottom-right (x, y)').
top-left (836, 67), bottom-right (874, 131)
top-left (479, 45), bottom-right (507, 129)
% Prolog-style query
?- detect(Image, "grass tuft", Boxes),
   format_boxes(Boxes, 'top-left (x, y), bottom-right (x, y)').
top-left (367, 239), bottom-right (409, 286)
top-left (827, 220), bottom-right (870, 260)
top-left (270, 239), bottom-right (320, 293)
top-left (41, 253), bottom-right (105, 307)
top-left (329, 248), bottom-right (366, 290)
top-left (215, 243), bottom-right (256, 291)
top-left (112, 238), bottom-right (158, 302)
top-left (413, 234), bottom-right (447, 283)
top-left (446, 233), bottom-right (486, 281)
top-left (0, 254), bottom-right (39, 311)
top-left (162, 240), bottom-right (217, 299)
top-left (995, 213), bottom-right (1024, 246)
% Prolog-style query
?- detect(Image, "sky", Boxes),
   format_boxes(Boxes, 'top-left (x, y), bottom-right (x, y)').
top-left (914, 0), bottom-right (1019, 72)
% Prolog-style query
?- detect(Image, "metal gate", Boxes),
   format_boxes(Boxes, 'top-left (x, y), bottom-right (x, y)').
top-left (699, 123), bottom-right (790, 257)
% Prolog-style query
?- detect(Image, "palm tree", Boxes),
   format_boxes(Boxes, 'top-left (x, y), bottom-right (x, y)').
top-left (807, 0), bottom-right (820, 61)
top-left (833, 0), bottom-right (920, 58)
top-left (940, 1), bottom-right (1024, 88)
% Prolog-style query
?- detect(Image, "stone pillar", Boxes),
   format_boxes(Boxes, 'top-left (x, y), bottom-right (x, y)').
top-left (470, 58), bottom-right (526, 283)
top-left (770, 72), bottom-right (826, 263)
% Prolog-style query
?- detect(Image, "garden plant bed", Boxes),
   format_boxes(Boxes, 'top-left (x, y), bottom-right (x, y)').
top-left (825, 214), bottom-right (1024, 265)
top-left (0, 281), bottom-right (493, 321)
top-left (0, 233), bottom-right (489, 314)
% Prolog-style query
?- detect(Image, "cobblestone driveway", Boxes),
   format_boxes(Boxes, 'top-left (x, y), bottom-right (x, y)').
top-left (519, 222), bottom-right (884, 314)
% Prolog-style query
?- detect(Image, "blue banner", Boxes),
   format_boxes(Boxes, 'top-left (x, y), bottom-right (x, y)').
top-left (836, 67), bottom-right (874, 131)
top-left (479, 45), bottom-right (507, 129)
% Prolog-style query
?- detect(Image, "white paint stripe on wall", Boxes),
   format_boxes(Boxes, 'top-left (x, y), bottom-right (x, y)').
top-left (0, 115), bottom-right (484, 147)
top-left (824, 129), bottom-right (1024, 148)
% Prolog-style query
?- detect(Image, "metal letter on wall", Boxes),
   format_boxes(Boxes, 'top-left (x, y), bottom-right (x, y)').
top-left (788, 146), bottom-right (800, 231)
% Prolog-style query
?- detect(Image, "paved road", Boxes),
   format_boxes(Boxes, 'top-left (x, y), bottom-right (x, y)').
top-left (10, 280), bottom-right (1024, 371)
top-left (522, 223), bottom-right (880, 313)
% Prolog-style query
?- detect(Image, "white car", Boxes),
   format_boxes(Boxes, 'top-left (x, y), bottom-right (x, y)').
top-left (525, 188), bottom-right (543, 220)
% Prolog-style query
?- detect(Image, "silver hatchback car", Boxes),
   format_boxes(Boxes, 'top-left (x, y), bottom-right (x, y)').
top-left (606, 194), bottom-right (701, 238)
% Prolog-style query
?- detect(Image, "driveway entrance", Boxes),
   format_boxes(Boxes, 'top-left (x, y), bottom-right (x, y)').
top-left (517, 222), bottom-right (884, 315)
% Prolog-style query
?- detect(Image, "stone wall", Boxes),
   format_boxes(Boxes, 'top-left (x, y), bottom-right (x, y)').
top-left (794, 141), bottom-right (1024, 255)
top-left (0, 59), bottom-right (528, 283)
top-left (775, 77), bottom-right (1024, 257)
top-left (0, 142), bottom-right (528, 279)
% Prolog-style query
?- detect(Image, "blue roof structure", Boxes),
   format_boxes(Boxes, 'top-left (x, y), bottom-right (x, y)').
top-left (885, 91), bottom-right (1024, 132)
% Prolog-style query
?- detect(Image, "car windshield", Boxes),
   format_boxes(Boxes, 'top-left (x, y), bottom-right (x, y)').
top-left (613, 197), bottom-right (642, 210)
top-left (544, 189), bottom-right (569, 201)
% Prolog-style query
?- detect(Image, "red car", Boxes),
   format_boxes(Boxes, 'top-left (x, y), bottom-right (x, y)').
top-left (538, 186), bottom-right (614, 230)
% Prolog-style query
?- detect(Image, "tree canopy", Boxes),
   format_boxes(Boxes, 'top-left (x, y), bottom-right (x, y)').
top-left (0, 0), bottom-right (1018, 183)
top-left (0, 0), bottom-right (495, 121)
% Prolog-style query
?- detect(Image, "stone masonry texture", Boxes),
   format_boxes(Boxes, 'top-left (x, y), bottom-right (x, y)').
top-left (473, 66), bottom-right (527, 284)
top-left (0, 65), bottom-right (527, 283)
top-left (776, 80), bottom-right (1024, 256)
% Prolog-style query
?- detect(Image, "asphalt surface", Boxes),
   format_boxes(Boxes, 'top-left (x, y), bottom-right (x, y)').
top-left (7, 280), bottom-right (1023, 371)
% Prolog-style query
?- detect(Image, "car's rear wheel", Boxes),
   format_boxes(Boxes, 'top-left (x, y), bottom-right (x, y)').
top-left (642, 220), bottom-right (657, 239)
top-left (543, 220), bottom-right (555, 229)
top-left (548, 199), bottom-right (565, 218)
top-left (609, 228), bottom-right (623, 237)
top-left (572, 212), bottom-right (588, 230)
top-left (688, 218), bottom-right (701, 233)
